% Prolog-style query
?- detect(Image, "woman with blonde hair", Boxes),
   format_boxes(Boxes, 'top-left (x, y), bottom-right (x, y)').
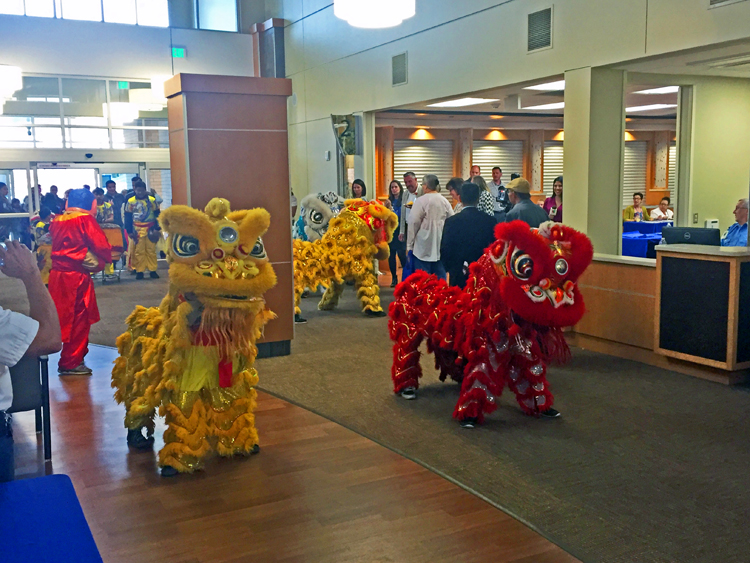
top-left (470, 175), bottom-right (496, 218)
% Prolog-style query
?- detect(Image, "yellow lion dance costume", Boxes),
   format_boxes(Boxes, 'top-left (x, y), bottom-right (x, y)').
top-left (293, 198), bottom-right (398, 318)
top-left (111, 198), bottom-right (276, 477)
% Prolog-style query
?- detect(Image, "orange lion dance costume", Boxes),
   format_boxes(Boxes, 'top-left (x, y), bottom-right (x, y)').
top-left (389, 221), bottom-right (593, 426)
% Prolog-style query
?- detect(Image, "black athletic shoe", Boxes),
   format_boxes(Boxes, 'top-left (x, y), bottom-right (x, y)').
top-left (400, 387), bottom-right (417, 400)
top-left (127, 428), bottom-right (154, 450)
top-left (294, 313), bottom-right (307, 324)
top-left (135, 272), bottom-right (144, 280)
top-left (390, 278), bottom-right (398, 288)
top-left (160, 465), bottom-right (179, 477)
top-left (460, 417), bottom-right (478, 429)
top-left (540, 408), bottom-right (561, 418)
top-left (365, 309), bottom-right (387, 317)
top-left (149, 271), bottom-right (160, 279)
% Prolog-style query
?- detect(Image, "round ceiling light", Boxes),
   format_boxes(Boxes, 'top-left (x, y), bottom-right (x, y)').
top-left (334, 0), bottom-right (416, 29)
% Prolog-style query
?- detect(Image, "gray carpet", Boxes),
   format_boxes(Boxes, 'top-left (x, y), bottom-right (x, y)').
top-left (3, 271), bottom-right (749, 562)
top-left (258, 289), bottom-right (750, 563)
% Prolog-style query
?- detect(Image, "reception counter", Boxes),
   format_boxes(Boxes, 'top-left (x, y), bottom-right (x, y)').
top-left (570, 248), bottom-right (750, 385)
top-left (654, 244), bottom-right (750, 376)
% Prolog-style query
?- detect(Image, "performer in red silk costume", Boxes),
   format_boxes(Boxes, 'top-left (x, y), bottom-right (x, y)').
top-left (49, 188), bottom-right (112, 375)
top-left (389, 220), bottom-right (593, 427)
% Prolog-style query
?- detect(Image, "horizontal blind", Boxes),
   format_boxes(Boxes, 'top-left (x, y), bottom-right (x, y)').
top-left (668, 143), bottom-right (677, 207)
top-left (394, 140), bottom-right (454, 198)
top-left (471, 141), bottom-right (524, 182)
top-left (623, 141), bottom-right (648, 207)
top-left (543, 141), bottom-right (564, 196)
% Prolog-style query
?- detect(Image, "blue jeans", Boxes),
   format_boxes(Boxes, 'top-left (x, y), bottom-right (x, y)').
top-left (412, 256), bottom-right (447, 280)
top-left (0, 412), bottom-right (13, 482)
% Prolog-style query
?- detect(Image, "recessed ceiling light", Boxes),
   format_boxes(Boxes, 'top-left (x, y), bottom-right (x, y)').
top-left (427, 97), bottom-right (499, 108)
top-left (490, 115), bottom-right (504, 119)
top-left (626, 104), bottom-right (677, 112)
top-left (523, 102), bottom-right (565, 110)
top-left (415, 113), bottom-right (427, 116)
top-left (523, 80), bottom-right (565, 91)
top-left (633, 86), bottom-right (679, 95)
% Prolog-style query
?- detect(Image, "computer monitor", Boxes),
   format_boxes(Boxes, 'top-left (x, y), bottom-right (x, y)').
top-left (661, 227), bottom-right (721, 246)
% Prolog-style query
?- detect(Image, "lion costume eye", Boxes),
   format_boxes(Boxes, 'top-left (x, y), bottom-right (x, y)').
top-left (310, 211), bottom-right (324, 224)
top-left (511, 250), bottom-right (534, 280)
top-left (250, 238), bottom-right (267, 259)
top-left (172, 234), bottom-right (200, 257)
top-left (219, 226), bottom-right (238, 243)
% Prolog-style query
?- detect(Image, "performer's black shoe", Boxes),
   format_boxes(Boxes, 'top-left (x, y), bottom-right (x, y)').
top-left (540, 408), bottom-right (561, 418)
top-left (149, 271), bottom-right (160, 279)
top-left (135, 272), bottom-right (144, 280)
top-left (58, 363), bottom-right (92, 375)
top-left (390, 278), bottom-right (398, 288)
top-left (365, 309), bottom-right (387, 317)
top-left (460, 417), bottom-right (478, 429)
top-left (294, 313), bottom-right (307, 324)
top-left (400, 387), bottom-right (417, 400)
top-left (126, 429), bottom-right (154, 450)
top-left (160, 466), bottom-right (179, 477)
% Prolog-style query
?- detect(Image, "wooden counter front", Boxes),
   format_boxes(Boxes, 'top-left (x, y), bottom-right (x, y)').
top-left (655, 244), bottom-right (750, 374)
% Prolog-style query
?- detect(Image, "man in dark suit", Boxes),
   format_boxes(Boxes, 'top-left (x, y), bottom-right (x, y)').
top-left (440, 182), bottom-right (497, 288)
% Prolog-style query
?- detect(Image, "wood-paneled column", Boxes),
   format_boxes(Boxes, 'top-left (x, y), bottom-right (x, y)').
top-left (165, 73), bottom-right (294, 357)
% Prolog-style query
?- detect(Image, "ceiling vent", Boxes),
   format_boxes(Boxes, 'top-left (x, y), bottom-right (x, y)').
top-left (528, 7), bottom-right (553, 52)
top-left (708, 0), bottom-right (748, 7)
top-left (392, 52), bottom-right (408, 86)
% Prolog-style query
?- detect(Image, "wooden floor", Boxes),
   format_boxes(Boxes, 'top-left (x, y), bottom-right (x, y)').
top-left (13, 345), bottom-right (579, 563)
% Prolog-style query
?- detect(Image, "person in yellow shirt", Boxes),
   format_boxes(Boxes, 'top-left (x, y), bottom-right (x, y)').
top-left (124, 180), bottom-right (161, 280)
top-left (623, 192), bottom-right (651, 222)
top-left (33, 206), bottom-right (53, 284)
top-left (93, 187), bottom-right (119, 278)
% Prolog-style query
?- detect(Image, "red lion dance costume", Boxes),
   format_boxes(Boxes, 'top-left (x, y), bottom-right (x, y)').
top-left (389, 221), bottom-right (593, 425)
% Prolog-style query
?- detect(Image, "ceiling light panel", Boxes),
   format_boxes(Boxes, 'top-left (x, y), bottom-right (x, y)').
top-left (626, 104), bottom-right (677, 112)
top-left (633, 86), bottom-right (680, 95)
top-left (427, 97), bottom-right (499, 108)
top-left (524, 80), bottom-right (565, 91)
top-left (523, 102), bottom-right (565, 110)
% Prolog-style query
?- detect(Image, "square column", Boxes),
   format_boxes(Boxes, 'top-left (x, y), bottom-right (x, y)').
top-left (563, 67), bottom-right (626, 254)
top-left (165, 73), bottom-right (294, 357)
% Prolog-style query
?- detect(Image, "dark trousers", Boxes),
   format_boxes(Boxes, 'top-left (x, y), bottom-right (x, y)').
top-left (412, 256), bottom-right (447, 280)
top-left (0, 412), bottom-right (13, 482)
top-left (388, 237), bottom-right (407, 282)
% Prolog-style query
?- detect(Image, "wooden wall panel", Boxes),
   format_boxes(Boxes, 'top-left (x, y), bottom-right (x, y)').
top-left (574, 260), bottom-right (657, 350)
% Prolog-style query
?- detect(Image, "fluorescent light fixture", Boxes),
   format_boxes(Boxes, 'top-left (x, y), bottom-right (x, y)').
top-left (524, 80), bottom-right (565, 91)
top-left (104, 102), bottom-right (141, 125)
top-left (523, 102), bottom-right (565, 110)
top-left (0, 66), bottom-right (23, 100)
top-left (626, 104), bottom-right (677, 112)
top-left (428, 97), bottom-right (499, 108)
top-left (633, 86), bottom-right (679, 95)
top-left (150, 76), bottom-right (171, 103)
top-left (334, 0), bottom-right (415, 28)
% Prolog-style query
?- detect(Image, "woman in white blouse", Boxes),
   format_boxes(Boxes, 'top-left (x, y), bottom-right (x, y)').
top-left (650, 196), bottom-right (674, 221)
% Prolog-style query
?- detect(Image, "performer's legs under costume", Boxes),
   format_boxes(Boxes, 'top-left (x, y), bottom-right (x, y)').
top-left (158, 348), bottom-right (259, 473)
top-left (50, 271), bottom-right (99, 371)
top-left (132, 226), bottom-right (158, 273)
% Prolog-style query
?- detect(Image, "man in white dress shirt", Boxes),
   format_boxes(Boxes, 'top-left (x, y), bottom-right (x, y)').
top-left (407, 174), bottom-right (454, 280)
top-left (398, 172), bottom-right (420, 243)
top-left (0, 240), bottom-right (62, 481)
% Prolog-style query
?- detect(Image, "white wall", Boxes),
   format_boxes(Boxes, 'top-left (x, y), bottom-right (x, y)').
top-left (0, 13), bottom-right (254, 80)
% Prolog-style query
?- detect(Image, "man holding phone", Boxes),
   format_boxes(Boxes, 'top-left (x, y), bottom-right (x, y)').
top-left (0, 240), bottom-right (62, 481)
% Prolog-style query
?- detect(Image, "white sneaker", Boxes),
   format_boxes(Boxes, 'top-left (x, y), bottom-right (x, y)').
top-left (400, 387), bottom-right (417, 400)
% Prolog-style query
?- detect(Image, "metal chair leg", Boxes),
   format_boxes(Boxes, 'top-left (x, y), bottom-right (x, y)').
top-left (35, 407), bottom-right (42, 433)
top-left (40, 356), bottom-right (51, 462)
